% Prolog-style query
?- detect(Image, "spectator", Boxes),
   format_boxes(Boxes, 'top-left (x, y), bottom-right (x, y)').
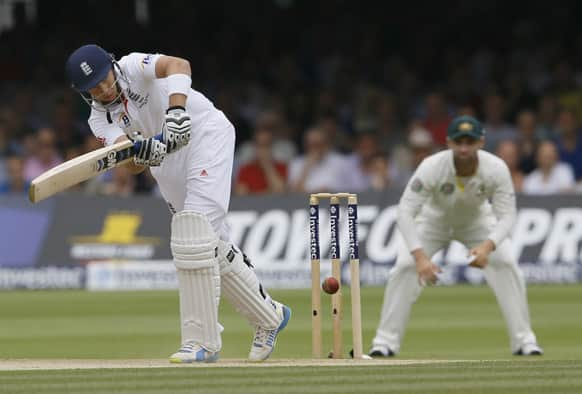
top-left (235, 110), bottom-right (296, 166)
top-left (422, 92), bottom-right (451, 146)
top-left (23, 128), bottom-right (63, 182)
top-left (344, 132), bottom-right (385, 191)
top-left (554, 108), bottom-right (582, 180)
top-left (482, 93), bottom-right (517, 152)
top-left (368, 153), bottom-right (394, 191)
top-left (523, 141), bottom-right (575, 194)
top-left (457, 105), bottom-right (478, 117)
top-left (317, 111), bottom-right (351, 153)
top-left (495, 140), bottom-right (525, 193)
top-left (288, 127), bottom-right (347, 193)
top-left (235, 127), bottom-right (287, 195)
top-left (376, 94), bottom-right (405, 155)
top-left (515, 110), bottom-right (540, 174)
top-left (536, 94), bottom-right (558, 139)
top-left (100, 166), bottom-right (136, 197)
top-left (0, 121), bottom-right (8, 185)
top-left (409, 125), bottom-right (435, 170)
top-left (0, 156), bottom-right (28, 194)
top-left (52, 102), bottom-right (86, 153)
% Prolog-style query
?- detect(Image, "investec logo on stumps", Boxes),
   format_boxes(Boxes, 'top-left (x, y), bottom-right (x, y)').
top-left (309, 205), bottom-right (320, 260)
top-left (330, 204), bottom-right (340, 259)
top-left (348, 204), bottom-right (359, 260)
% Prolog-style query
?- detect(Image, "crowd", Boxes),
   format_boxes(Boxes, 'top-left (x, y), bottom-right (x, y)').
top-left (1, 2), bottom-right (582, 197)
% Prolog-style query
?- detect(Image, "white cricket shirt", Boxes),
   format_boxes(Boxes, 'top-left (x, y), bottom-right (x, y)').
top-left (87, 52), bottom-right (216, 145)
top-left (398, 149), bottom-right (516, 252)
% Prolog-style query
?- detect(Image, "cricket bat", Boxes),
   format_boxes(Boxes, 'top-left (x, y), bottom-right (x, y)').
top-left (28, 139), bottom-right (136, 203)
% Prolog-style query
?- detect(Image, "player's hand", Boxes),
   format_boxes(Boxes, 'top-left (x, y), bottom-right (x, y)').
top-left (468, 240), bottom-right (495, 269)
top-left (134, 137), bottom-right (167, 166)
top-left (163, 106), bottom-right (191, 153)
top-left (415, 256), bottom-right (442, 286)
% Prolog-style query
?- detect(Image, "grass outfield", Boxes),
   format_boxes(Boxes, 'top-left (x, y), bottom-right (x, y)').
top-left (0, 285), bottom-right (581, 393)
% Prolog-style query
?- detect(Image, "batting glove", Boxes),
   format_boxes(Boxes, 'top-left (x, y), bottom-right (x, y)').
top-left (134, 137), bottom-right (167, 166)
top-left (163, 106), bottom-right (191, 153)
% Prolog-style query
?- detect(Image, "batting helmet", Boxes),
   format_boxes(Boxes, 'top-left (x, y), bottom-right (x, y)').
top-left (65, 44), bottom-right (113, 91)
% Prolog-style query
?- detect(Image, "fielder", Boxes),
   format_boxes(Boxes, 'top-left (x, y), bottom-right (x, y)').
top-left (65, 44), bottom-right (291, 363)
top-left (370, 115), bottom-right (543, 357)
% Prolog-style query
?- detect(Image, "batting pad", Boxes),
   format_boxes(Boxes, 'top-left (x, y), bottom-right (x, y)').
top-left (171, 211), bottom-right (218, 270)
top-left (171, 211), bottom-right (221, 351)
top-left (176, 267), bottom-right (221, 352)
top-left (217, 240), bottom-right (280, 330)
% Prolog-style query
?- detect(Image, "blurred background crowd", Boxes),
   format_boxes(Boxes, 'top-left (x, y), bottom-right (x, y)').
top-left (1, 0), bottom-right (582, 197)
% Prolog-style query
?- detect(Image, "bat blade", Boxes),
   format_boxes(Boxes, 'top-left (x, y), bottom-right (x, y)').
top-left (29, 139), bottom-right (135, 203)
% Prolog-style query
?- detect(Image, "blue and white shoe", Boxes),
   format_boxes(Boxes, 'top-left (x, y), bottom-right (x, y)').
top-left (169, 342), bottom-right (220, 363)
top-left (248, 301), bottom-right (292, 361)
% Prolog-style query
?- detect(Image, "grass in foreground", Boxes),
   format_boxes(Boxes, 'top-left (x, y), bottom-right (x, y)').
top-left (0, 285), bottom-right (581, 360)
top-left (1, 285), bottom-right (582, 393)
top-left (1, 361), bottom-right (582, 394)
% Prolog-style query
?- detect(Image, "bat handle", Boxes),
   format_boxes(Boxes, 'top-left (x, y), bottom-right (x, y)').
top-left (131, 133), bottom-right (164, 154)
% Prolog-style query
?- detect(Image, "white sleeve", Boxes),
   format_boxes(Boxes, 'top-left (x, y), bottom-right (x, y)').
top-left (118, 52), bottom-right (162, 83)
top-left (88, 111), bottom-right (125, 147)
top-left (487, 161), bottom-right (516, 247)
top-left (397, 160), bottom-right (434, 252)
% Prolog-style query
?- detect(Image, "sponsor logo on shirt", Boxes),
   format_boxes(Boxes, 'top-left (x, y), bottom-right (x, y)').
top-left (126, 88), bottom-right (149, 108)
top-left (141, 54), bottom-right (152, 66)
top-left (118, 112), bottom-right (131, 127)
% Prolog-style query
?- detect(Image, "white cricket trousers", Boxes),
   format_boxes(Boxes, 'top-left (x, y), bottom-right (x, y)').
top-left (151, 109), bottom-right (234, 240)
top-left (372, 218), bottom-right (538, 354)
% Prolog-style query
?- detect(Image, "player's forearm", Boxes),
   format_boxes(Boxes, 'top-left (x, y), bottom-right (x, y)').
top-left (487, 212), bottom-right (515, 248)
top-left (411, 249), bottom-right (429, 263)
top-left (397, 206), bottom-right (423, 253)
top-left (155, 56), bottom-right (192, 108)
top-left (488, 193), bottom-right (516, 247)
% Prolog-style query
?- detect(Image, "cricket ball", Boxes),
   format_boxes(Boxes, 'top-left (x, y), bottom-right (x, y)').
top-left (322, 277), bottom-right (339, 294)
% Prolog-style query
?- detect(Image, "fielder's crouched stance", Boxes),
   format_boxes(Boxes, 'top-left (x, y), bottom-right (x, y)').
top-left (66, 45), bottom-right (291, 363)
top-left (370, 116), bottom-right (543, 357)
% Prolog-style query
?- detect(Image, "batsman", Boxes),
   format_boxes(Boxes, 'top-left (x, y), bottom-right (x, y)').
top-left (65, 45), bottom-right (291, 363)
top-left (370, 115), bottom-right (543, 357)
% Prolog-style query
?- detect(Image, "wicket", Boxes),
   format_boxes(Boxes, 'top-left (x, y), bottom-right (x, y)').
top-left (309, 192), bottom-right (363, 359)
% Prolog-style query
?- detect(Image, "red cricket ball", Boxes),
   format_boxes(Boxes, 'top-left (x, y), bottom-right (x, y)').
top-left (322, 277), bottom-right (340, 294)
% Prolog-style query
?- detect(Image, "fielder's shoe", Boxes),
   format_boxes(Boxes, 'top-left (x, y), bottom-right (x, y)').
top-left (513, 343), bottom-right (543, 356)
top-left (369, 345), bottom-right (395, 358)
top-left (169, 342), bottom-right (220, 363)
top-left (248, 301), bottom-right (292, 361)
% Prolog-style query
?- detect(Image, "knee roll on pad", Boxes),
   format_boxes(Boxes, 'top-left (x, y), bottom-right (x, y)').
top-left (171, 210), bottom-right (218, 270)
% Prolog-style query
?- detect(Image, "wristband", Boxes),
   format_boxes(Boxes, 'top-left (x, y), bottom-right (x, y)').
top-left (166, 105), bottom-right (185, 113)
top-left (166, 73), bottom-right (191, 97)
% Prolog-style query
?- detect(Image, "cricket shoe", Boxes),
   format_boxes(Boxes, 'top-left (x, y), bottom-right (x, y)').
top-left (369, 345), bottom-right (395, 358)
top-left (248, 301), bottom-right (292, 361)
top-left (513, 343), bottom-right (543, 356)
top-left (169, 342), bottom-right (219, 363)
